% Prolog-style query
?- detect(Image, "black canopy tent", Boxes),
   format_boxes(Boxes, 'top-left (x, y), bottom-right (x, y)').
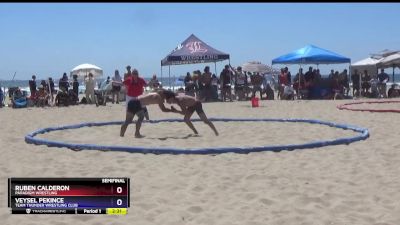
top-left (161, 34), bottom-right (230, 89)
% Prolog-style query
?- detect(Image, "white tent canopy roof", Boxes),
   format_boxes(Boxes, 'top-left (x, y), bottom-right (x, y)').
top-left (370, 49), bottom-right (399, 58)
top-left (377, 53), bottom-right (400, 68)
top-left (351, 57), bottom-right (382, 67)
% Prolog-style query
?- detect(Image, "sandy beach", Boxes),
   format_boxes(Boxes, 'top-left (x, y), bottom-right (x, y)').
top-left (1, 99), bottom-right (400, 225)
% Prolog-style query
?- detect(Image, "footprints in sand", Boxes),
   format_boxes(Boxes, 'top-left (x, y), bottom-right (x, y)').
top-left (259, 198), bottom-right (275, 206)
top-left (187, 205), bottom-right (204, 213)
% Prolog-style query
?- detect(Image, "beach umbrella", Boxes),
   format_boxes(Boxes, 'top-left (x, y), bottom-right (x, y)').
top-left (70, 63), bottom-right (103, 78)
top-left (242, 61), bottom-right (276, 74)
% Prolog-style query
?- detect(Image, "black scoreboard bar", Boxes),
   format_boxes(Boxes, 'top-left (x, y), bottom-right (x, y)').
top-left (8, 178), bottom-right (130, 215)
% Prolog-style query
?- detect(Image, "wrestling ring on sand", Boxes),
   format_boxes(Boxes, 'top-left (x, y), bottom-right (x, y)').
top-left (337, 100), bottom-right (400, 113)
top-left (25, 118), bottom-right (369, 154)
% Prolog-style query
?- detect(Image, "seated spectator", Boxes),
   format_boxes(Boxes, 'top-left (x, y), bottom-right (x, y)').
top-left (55, 88), bottom-right (70, 107)
top-left (281, 85), bottom-right (294, 100)
top-left (36, 86), bottom-right (49, 107)
top-left (264, 82), bottom-right (274, 100)
top-left (11, 87), bottom-right (28, 108)
top-left (369, 77), bottom-right (379, 98)
top-left (388, 84), bottom-right (400, 98)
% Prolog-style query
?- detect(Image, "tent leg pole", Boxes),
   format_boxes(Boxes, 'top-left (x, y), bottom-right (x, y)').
top-left (214, 62), bottom-right (217, 76)
top-left (359, 65), bottom-right (362, 98)
top-left (168, 66), bottom-right (171, 90)
top-left (228, 59), bottom-right (232, 87)
top-left (160, 66), bottom-right (163, 88)
top-left (298, 64), bottom-right (302, 100)
top-left (348, 62), bottom-right (354, 98)
top-left (393, 66), bottom-right (395, 84)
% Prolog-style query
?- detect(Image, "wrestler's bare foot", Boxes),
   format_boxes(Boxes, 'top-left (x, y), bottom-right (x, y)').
top-left (135, 133), bottom-right (145, 138)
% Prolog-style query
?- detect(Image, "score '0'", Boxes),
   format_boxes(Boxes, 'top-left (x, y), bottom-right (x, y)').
top-left (117, 187), bottom-right (122, 194)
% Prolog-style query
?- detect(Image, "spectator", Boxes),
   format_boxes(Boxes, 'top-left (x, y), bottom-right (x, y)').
top-left (40, 80), bottom-right (48, 91)
top-left (48, 77), bottom-right (55, 103)
top-left (111, 70), bottom-right (122, 104)
top-left (361, 70), bottom-right (371, 96)
top-left (328, 69), bottom-right (335, 79)
top-left (29, 75), bottom-right (37, 98)
top-left (0, 83), bottom-right (4, 107)
top-left (351, 69), bottom-right (361, 97)
top-left (36, 85), bottom-right (49, 107)
top-left (59, 73), bottom-right (69, 92)
top-left (285, 67), bottom-right (292, 85)
top-left (339, 69), bottom-right (350, 96)
top-left (220, 65), bottom-right (233, 102)
top-left (377, 68), bottom-right (390, 98)
top-left (184, 72), bottom-right (195, 96)
top-left (251, 72), bottom-right (264, 100)
top-left (293, 68), bottom-right (306, 99)
top-left (304, 66), bottom-right (315, 84)
top-left (72, 75), bottom-right (79, 103)
top-left (278, 68), bottom-right (288, 100)
top-left (315, 69), bottom-right (322, 81)
top-left (202, 66), bottom-right (212, 101)
top-left (85, 73), bottom-right (96, 104)
top-left (232, 66), bottom-right (247, 101)
top-left (388, 84), bottom-right (400, 98)
top-left (148, 74), bottom-right (160, 90)
top-left (124, 65), bottom-right (132, 79)
top-left (211, 74), bottom-right (219, 101)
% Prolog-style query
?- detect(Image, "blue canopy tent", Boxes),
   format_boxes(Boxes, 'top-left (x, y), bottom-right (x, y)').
top-left (161, 34), bottom-right (230, 90)
top-left (272, 44), bottom-right (351, 98)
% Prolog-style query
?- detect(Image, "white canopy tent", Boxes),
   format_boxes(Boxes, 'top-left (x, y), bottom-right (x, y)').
top-left (351, 57), bottom-right (383, 77)
top-left (70, 63), bottom-right (103, 78)
top-left (377, 53), bottom-right (400, 83)
top-left (351, 57), bottom-right (384, 96)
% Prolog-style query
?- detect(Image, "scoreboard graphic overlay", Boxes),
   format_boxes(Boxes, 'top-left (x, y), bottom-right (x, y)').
top-left (8, 178), bottom-right (130, 215)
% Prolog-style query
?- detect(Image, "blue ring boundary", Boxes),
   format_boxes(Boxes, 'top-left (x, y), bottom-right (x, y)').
top-left (25, 118), bottom-right (369, 155)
